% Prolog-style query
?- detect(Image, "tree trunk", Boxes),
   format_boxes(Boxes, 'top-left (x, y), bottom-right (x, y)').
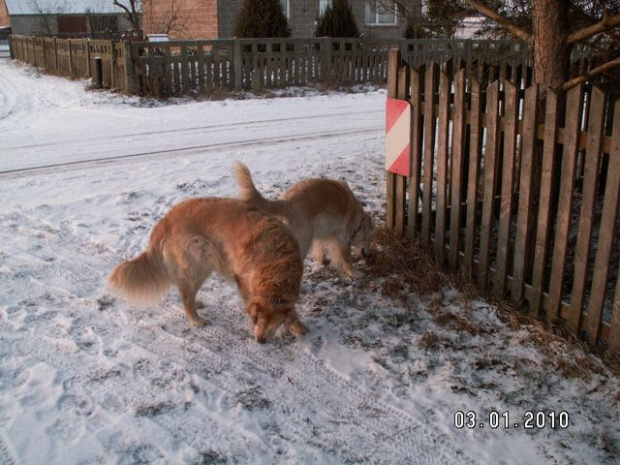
top-left (533, 0), bottom-right (571, 90)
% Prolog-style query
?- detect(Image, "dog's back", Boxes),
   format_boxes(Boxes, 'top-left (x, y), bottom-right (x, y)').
top-left (232, 162), bottom-right (374, 278)
top-left (108, 197), bottom-right (305, 340)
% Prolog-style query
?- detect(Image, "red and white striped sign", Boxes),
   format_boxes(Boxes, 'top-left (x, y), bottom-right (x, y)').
top-left (385, 99), bottom-right (412, 176)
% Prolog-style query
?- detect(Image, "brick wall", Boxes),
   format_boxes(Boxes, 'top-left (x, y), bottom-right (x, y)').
top-left (0, 0), bottom-right (10, 28)
top-left (143, 0), bottom-right (218, 39)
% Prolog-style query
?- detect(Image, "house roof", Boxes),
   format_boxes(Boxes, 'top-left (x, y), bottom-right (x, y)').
top-left (5, 0), bottom-right (128, 15)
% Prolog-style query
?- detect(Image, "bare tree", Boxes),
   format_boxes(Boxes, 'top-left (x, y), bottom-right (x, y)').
top-left (29, 0), bottom-right (69, 35)
top-left (463, 0), bottom-right (620, 89)
top-left (112, 0), bottom-right (141, 31)
top-left (141, 0), bottom-right (196, 38)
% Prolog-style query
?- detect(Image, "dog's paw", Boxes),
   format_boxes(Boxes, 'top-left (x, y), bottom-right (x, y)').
top-left (189, 316), bottom-right (209, 327)
top-left (346, 269), bottom-right (364, 279)
top-left (288, 320), bottom-right (309, 337)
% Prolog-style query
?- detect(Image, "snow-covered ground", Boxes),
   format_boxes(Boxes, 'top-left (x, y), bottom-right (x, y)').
top-left (0, 59), bottom-right (618, 465)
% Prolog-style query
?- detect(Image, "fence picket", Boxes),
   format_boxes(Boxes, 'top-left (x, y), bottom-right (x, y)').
top-left (407, 65), bottom-right (424, 238)
top-left (464, 76), bottom-right (482, 269)
top-left (421, 62), bottom-right (438, 246)
top-left (530, 91), bottom-right (560, 313)
top-left (449, 65), bottom-right (466, 269)
top-left (567, 87), bottom-right (606, 331)
top-left (495, 80), bottom-right (518, 294)
top-left (584, 99), bottom-right (620, 344)
top-left (386, 49), bottom-right (400, 231)
top-left (435, 65), bottom-right (451, 263)
top-left (611, 274), bottom-right (620, 354)
top-left (512, 85), bottom-right (540, 304)
top-left (548, 86), bottom-right (583, 324)
top-left (394, 64), bottom-right (409, 236)
top-left (478, 81), bottom-right (501, 290)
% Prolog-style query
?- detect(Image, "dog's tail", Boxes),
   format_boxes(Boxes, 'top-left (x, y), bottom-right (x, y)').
top-left (107, 246), bottom-right (171, 304)
top-left (233, 161), bottom-right (288, 215)
top-left (233, 161), bottom-right (265, 203)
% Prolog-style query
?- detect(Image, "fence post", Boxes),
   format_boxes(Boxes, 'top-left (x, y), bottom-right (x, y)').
top-left (8, 35), bottom-right (14, 59)
top-left (53, 38), bottom-right (58, 74)
top-left (233, 39), bottom-right (243, 90)
top-left (110, 41), bottom-right (116, 89)
top-left (321, 37), bottom-right (332, 83)
top-left (40, 38), bottom-right (47, 70)
top-left (123, 41), bottom-right (135, 94)
top-left (86, 40), bottom-right (91, 78)
top-left (251, 68), bottom-right (262, 92)
top-left (94, 56), bottom-right (103, 89)
top-left (68, 39), bottom-right (74, 79)
top-left (386, 48), bottom-right (406, 232)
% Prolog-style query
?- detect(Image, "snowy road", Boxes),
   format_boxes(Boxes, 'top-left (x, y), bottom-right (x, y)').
top-left (1, 60), bottom-right (618, 465)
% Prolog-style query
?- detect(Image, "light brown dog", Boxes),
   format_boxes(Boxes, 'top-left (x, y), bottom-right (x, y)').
top-left (107, 197), bottom-right (308, 343)
top-left (234, 162), bottom-right (374, 278)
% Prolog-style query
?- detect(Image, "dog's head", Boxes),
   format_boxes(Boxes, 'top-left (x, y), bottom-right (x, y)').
top-left (247, 298), bottom-right (308, 343)
top-left (351, 213), bottom-right (375, 259)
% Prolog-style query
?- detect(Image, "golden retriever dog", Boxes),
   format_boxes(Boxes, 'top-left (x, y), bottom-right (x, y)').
top-left (107, 197), bottom-right (308, 343)
top-left (234, 162), bottom-right (374, 278)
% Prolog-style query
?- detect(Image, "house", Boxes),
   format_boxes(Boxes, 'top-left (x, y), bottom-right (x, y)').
top-left (142, 0), bottom-right (409, 40)
top-left (0, 0), bottom-right (10, 39)
top-left (3, 0), bottom-right (134, 37)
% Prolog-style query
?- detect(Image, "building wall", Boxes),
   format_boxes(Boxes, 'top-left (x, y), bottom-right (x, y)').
top-left (9, 16), bottom-right (57, 35)
top-left (8, 14), bottom-right (132, 36)
top-left (219, 0), bottom-right (406, 39)
top-left (289, 0), bottom-right (322, 38)
top-left (143, 0), bottom-right (406, 40)
top-left (217, 0), bottom-right (240, 38)
top-left (0, 0), bottom-right (10, 28)
top-left (143, 0), bottom-right (218, 39)
top-left (351, 2), bottom-right (406, 40)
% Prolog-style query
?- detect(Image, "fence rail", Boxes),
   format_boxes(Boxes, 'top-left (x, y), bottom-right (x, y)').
top-left (385, 50), bottom-right (620, 355)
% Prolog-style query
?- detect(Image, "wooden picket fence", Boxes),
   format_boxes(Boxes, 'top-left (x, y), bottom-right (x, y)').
top-left (130, 38), bottom-right (529, 96)
top-left (9, 36), bottom-right (134, 92)
top-left (385, 50), bottom-right (620, 355)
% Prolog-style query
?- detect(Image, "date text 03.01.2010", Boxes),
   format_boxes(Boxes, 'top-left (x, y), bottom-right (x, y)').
top-left (454, 411), bottom-right (570, 430)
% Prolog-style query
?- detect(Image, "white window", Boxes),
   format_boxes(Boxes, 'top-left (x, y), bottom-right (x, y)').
top-left (365, 0), bottom-right (397, 25)
top-left (319, 0), bottom-right (332, 16)
top-left (280, 0), bottom-right (290, 19)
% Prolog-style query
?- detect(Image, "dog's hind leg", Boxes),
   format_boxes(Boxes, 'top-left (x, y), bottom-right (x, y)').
top-left (176, 260), bottom-right (212, 327)
top-left (178, 278), bottom-right (209, 327)
top-left (311, 241), bottom-right (329, 266)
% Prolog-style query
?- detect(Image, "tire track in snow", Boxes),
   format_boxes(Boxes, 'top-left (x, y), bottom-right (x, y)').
top-left (3, 109), bottom-right (383, 152)
top-left (0, 430), bottom-right (18, 465)
top-left (0, 127), bottom-right (381, 179)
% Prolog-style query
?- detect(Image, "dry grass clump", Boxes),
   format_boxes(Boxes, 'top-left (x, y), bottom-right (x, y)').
top-left (433, 310), bottom-right (480, 336)
top-left (364, 226), bottom-right (620, 376)
top-left (418, 330), bottom-right (452, 351)
top-left (365, 227), bottom-right (450, 297)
